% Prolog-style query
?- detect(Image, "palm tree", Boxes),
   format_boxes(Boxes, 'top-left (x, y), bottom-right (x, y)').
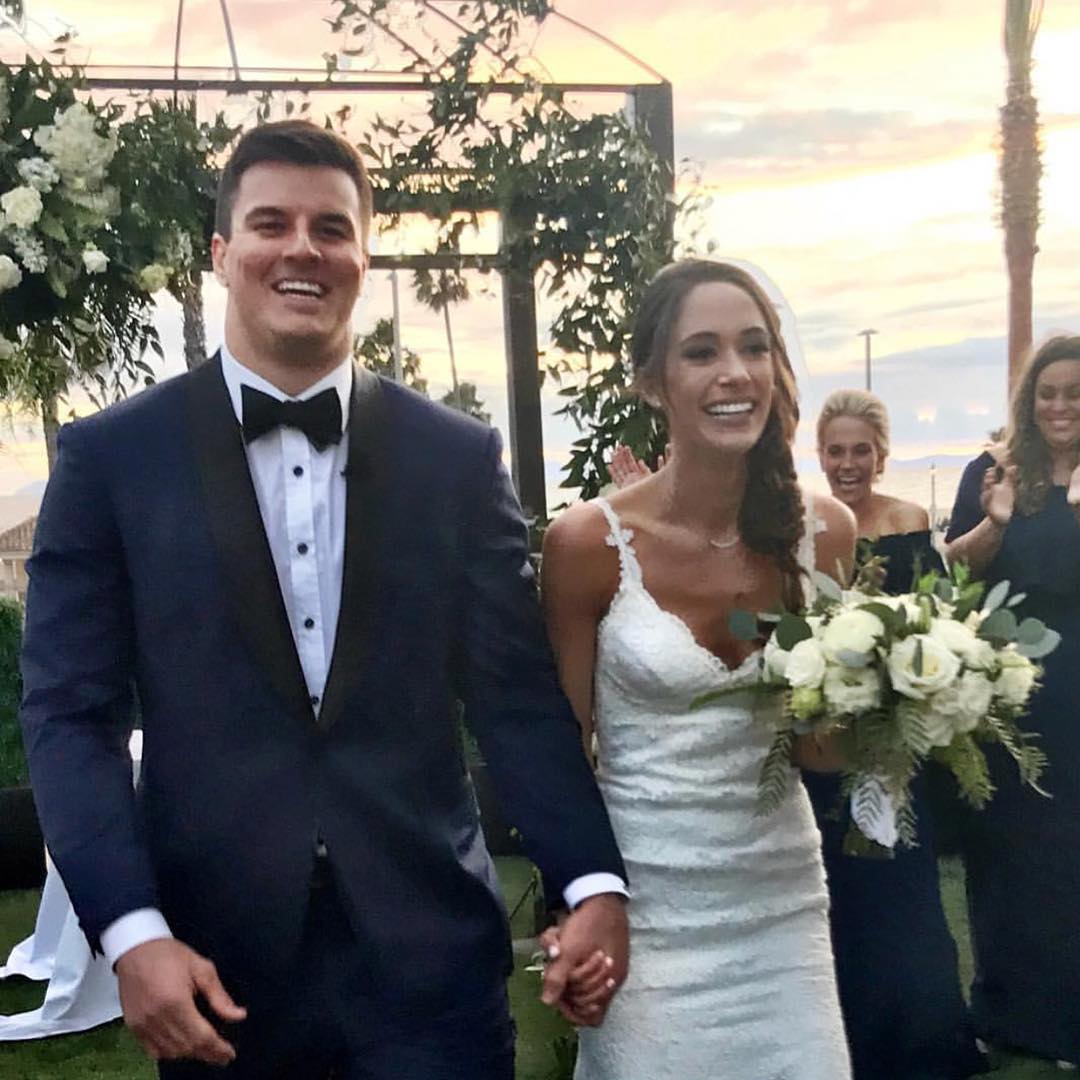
top-left (414, 269), bottom-right (469, 411)
top-left (1000, 0), bottom-right (1044, 393)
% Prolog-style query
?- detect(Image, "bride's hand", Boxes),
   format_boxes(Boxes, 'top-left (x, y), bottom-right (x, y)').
top-left (981, 463), bottom-right (1017, 527)
top-left (609, 444), bottom-right (654, 490)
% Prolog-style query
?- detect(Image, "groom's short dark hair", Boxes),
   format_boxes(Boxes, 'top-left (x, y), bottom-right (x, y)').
top-left (215, 120), bottom-right (374, 246)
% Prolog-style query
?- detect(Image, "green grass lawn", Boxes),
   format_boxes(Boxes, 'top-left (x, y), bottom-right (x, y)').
top-left (0, 858), bottom-right (1068, 1079)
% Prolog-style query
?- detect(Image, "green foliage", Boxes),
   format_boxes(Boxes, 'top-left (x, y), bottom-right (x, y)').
top-left (353, 317), bottom-right (428, 393)
top-left (0, 596), bottom-right (25, 787)
top-left (0, 56), bottom-right (238, 413)
top-left (328, 0), bottom-right (677, 495)
top-left (441, 380), bottom-right (491, 424)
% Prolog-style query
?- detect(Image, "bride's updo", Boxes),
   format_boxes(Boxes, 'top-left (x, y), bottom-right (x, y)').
top-left (629, 259), bottom-right (806, 611)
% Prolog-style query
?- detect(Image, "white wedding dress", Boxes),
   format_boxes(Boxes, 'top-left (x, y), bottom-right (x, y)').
top-left (575, 499), bottom-right (850, 1080)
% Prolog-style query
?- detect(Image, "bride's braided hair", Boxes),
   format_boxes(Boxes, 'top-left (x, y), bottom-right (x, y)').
top-left (629, 259), bottom-right (806, 611)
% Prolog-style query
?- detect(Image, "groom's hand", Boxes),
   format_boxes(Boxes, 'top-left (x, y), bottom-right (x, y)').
top-left (541, 893), bottom-right (628, 1027)
top-left (116, 938), bottom-right (247, 1065)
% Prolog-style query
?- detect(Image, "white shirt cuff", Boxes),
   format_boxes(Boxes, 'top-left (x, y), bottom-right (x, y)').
top-left (100, 908), bottom-right (174, 968)
top-left (562, 872), bottom-right (629, 910)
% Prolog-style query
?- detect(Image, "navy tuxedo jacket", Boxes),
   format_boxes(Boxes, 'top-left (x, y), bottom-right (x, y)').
top-left (20, 357), bottom-right (624, 1007)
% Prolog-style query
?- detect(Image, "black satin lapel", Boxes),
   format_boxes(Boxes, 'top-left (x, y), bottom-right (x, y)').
top-left (319, 366), bottom-right (386, 731)
top-left (187, 356), bottom-right (314, 725)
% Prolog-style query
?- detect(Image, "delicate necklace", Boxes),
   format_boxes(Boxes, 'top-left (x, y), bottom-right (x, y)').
top-left (707, 532), bottom-right (740, 550)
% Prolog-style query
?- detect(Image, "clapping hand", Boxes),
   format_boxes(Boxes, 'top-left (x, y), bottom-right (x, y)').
top-left (537, 894), bottom-right (629, 1027)
top-left (609, 443), bottom-right (667, 490)
top-left (981, 462), bottom-right (1018, 526)
top-left (1068, 462), bottom-right (1080, 508)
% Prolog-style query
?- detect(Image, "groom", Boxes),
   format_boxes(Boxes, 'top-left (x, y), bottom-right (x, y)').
top-left (19, 120), bottom-right (628, 1078)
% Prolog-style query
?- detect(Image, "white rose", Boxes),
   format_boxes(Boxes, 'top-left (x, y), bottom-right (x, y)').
top-left (822, 664), bottom-right (881, 715)
top-left (0, 185), bottom-right (44, 230)
top-left (926, 670), bottom-right (993, 742)
top-left (928, 617), bottom-right (995, 670)
top-left (785, 637), bottom-right (827, 689)
top-left (0, 254), bottom-right (22, 291)
top-left (996, 648), bottom-right (1037, 707)
top-left (137, 263), bottom-right (171, 293)
top-left (821, 609), bottom-right (884, 662)
top-left (82, 247), bottom-right (108, 274)
top-left (923, 707), bottom-right (957, 748)
top-left (887, 634), bottom-right (961, 700)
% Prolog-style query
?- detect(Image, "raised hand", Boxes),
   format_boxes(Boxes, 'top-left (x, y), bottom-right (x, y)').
top-left (116, 938), bottom-right (247, 1065)
top-left (609, 444), bottom-right (654, 490)
top-left (981, 462), bottom-right (1017, 527)
top-left (540, 893), bottom-right (628, 1026)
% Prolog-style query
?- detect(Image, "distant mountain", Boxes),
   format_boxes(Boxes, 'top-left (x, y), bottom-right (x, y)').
top-left (15, 480), bottom-right (46, 497)
top-left (888, 454), bottom-right (978, 470)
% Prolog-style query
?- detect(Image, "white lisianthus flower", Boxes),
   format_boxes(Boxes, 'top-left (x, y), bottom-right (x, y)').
top-left (137, 263), bottom-right (172, 293)
top-left (16, 157), bottom-right (60, 193)
top-left (821, 609), bottom-right (884, 662)
top-left (785, 637), bottom-right (827, 689)
top-left (996, 648), bottom-right (1038, 707)
top-left (10, 230), bottom-right (47, 273)
top-left (877, 594), bottom-right (925, 627)
top-left (82, 246), bottom-right (108, 274)
top-left (923, 708), bottom-right (957, 748)
top-left (0, 185), bottom-right (44, 229)
top-left (887, 634), bottom-right (961, 700)
top-left (0, 254), bottom-right (22, 291)
top-left (822, 664), bottom-right (882, 715)
top-left (929, 670), bottom-right (993, 735)
top-left (928, 617), bottom-right (996, 670)
top-left (0, 336), bottom-right (15, 361)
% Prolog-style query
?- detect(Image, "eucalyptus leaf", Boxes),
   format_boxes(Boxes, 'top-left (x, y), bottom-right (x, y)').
top-left (728, 608), bottom-right (759, 643)
top-left (913, 638), bottom-right (925, 677)
top-left (859, 602), bottom-right (899, 631)
top-left (934, 578), bottom-right (954, 602)
top-left (1016, 629), bottom-right (1061, 660)
top-left (1006, 592), bottom-right (1028, 608)
top-left (982, 579), bottom-right (1012, 614)
top-left (775, 613), bottom-right (813, 651)
top-left (1016, 617), bottom-right (1047, 645)
top-left (835, 648), bottom-right (872, 669)
top-left (979, 608), bottom-right (1018, 643)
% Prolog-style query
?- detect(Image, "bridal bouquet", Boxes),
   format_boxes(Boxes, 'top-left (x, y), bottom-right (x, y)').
top-left (710, 561), bottom-right (1058, 848)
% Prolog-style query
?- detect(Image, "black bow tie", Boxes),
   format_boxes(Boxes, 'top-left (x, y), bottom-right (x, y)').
top-left (241, 385), bottom-right (343, 451)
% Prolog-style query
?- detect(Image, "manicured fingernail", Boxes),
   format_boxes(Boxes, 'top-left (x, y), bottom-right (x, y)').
top-left (604, 955), bottom-right (614, 968)
top-left (547, 944), bottom-right (560, 959)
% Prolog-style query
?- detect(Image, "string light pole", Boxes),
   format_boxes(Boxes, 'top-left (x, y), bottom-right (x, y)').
top-left (858, 328), bottom-right (878, 391)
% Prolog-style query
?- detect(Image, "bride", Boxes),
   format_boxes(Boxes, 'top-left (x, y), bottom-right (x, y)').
top-left (541, 259), bottom-right (854, 1079)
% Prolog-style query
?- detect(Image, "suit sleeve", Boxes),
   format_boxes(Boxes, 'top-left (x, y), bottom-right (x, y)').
top-left (456, 429), bottom-right (626, 902)
top-left (20, 420), bottom-right (159, 953)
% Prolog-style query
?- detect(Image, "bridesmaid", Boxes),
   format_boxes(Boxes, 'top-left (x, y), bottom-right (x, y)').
top-left (805, 389), bottom-right (986, 1080)
top-left (945, 337), bottom-right (1080, 1069)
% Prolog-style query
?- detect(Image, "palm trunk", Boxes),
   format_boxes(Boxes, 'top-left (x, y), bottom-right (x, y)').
top-left (179, 274), bottom-right (208, 370)
top-left (443, 304), bottom-right (461, 410)
top-left (1000, 0), bottom-right (1043, 396)
top-left (41, 396), bottom-right (59, 474)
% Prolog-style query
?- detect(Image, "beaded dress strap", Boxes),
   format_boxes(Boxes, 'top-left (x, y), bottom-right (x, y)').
top-left (594, 497), bottom-right (643, 587)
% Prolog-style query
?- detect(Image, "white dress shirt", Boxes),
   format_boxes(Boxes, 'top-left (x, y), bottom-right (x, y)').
top-left (100, 348), bottom-right (624, 966)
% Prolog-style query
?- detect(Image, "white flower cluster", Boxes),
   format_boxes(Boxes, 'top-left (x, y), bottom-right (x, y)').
top-left (137, 263), bottom-right (172, 293)
top-left (9, 228), bottom-right (47, 273)
top-left (1, 185), bottom-right (43, 230)
top-left (763, 585), bottom-right (1041, 746)
top-left (33, 102), bottom-right (118, 191)
top-left (0, 335), bottom-right (15, 361)
top-left (16, 157), bottom-right (60, 193)
top-left (0, 253), bottom-right (22, 292)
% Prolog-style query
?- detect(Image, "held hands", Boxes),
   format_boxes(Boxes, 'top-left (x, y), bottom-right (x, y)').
top-left (116, 938), bottom-right (247, 1065)
top-left (981, 463), bottom-right (1018, 527)
top-left (538, 893), bottom-right (629, 1027)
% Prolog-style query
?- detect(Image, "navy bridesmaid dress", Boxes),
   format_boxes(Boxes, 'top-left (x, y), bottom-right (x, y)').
top-left (945, 452), bottom-right (1080, 1064)
top-left (803, 529), bottom-right (987, 1080)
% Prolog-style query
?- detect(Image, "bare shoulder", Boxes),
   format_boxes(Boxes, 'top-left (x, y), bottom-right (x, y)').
top-left (806, 491), bottom-right (857, 574)
top-left (807, 491), bottom-right (856, 543)
top-left (541, 501), bottom-right (620, 611)
top-left (891, 497), bottom-right (930, 532)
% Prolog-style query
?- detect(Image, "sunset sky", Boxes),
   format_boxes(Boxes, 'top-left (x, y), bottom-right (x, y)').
top-left (0, 0), bottom-right (1078, 505)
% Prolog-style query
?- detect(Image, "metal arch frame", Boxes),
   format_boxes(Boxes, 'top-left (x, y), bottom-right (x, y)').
top-left (43, 5), bottom-right (675, 520)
